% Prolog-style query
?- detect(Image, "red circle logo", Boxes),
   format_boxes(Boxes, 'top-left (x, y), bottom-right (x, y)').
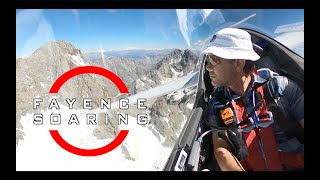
top-left (49, 66), bottom-right (129, 156)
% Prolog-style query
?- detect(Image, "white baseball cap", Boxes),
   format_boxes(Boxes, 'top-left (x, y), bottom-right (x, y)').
top-left (203, 28), bottom-right (260, 61)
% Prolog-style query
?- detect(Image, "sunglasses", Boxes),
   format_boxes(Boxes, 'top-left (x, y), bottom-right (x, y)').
top-left (205, 54), bottom-right (220, 67)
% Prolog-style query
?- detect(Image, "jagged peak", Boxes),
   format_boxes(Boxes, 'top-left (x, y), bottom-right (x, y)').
top-left (169, 48), bottom-right (183, 56)
top-left (182, 49), bottom-right (197, 58)
top-left (32, 39), bottom-right (82, 57)
top-left (167, 48), bottom-right (197, 58)
top-left (183, 49), bottom-right (192, 54)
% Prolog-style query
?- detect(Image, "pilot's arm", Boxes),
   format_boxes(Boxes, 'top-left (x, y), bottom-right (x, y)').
top-left (277, 77), bottom-right (304, 128)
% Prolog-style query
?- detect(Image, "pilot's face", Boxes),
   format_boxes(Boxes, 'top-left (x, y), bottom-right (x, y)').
top-left (205, 54), bottom-right (237, 87)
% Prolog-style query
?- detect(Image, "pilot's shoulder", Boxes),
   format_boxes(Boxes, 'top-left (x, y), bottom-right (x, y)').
top-left (257, 68), bottom-right (289, 96)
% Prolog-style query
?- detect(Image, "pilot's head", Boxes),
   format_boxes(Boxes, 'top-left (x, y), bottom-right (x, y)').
top-left (203, 28), bottom-right (260, 61)
top-left (203, 28), bottom-right (260, 88)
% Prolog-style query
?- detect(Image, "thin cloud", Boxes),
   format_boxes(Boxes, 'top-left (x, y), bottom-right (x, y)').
top-left (21, 16), bottom-right (55, 57)
top-left (16, 10), bottom-right (43, 39)
top-left (144, 10), bottom-right (179, 35)
top-left (176, 9), bottom-right (190, 47)
top-left (201, 9), bottom-right (214, 20)
top-left (161, 30), bottom-right (169, 41)
top-left (176, 9), bottom-right (215, 47)
top-left (71, 9), bottom-right (80, 26)
top-left (105, 9), bottom-right (121, 15)
top-left (274, 22), bottom-right (304, 34)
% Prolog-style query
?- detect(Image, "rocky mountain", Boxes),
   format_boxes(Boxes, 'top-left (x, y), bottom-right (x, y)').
top-left (16, 40), bottom-right (115, 145)
top-left (131, 49), bottom-right (198, 95)
top-left (148, 87), bottom-right (197, 147)
top-left (121, 49), bottom-right (199, 148)
top-left (88, 56), bottom-right (162, 97)
top-left (89, 48), bottom-right (199, 154)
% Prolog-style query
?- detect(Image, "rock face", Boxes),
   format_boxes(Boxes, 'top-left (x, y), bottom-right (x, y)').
top-left (16, 40), bottom-right (114, 146)
top-left (87, 55), bottom-right (163, 98)
top-left (148, 87), bottom-right (197, 147)
top-left (131, 49), bottom-right (198, 95)
top-left (122, 48), bottom-right (199, 148)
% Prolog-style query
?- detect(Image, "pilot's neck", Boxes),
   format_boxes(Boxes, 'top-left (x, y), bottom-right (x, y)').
top-left (228, 74), bottom-right (252, 97)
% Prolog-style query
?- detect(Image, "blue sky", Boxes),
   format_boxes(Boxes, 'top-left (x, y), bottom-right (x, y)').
top-left (16, 9), bottom-right (187, 57)
top-left (16, 9), bottom-right (304, 58)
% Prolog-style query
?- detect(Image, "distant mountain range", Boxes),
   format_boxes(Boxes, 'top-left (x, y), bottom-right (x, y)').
top-left (84, 49), bottom-right (176, 61)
